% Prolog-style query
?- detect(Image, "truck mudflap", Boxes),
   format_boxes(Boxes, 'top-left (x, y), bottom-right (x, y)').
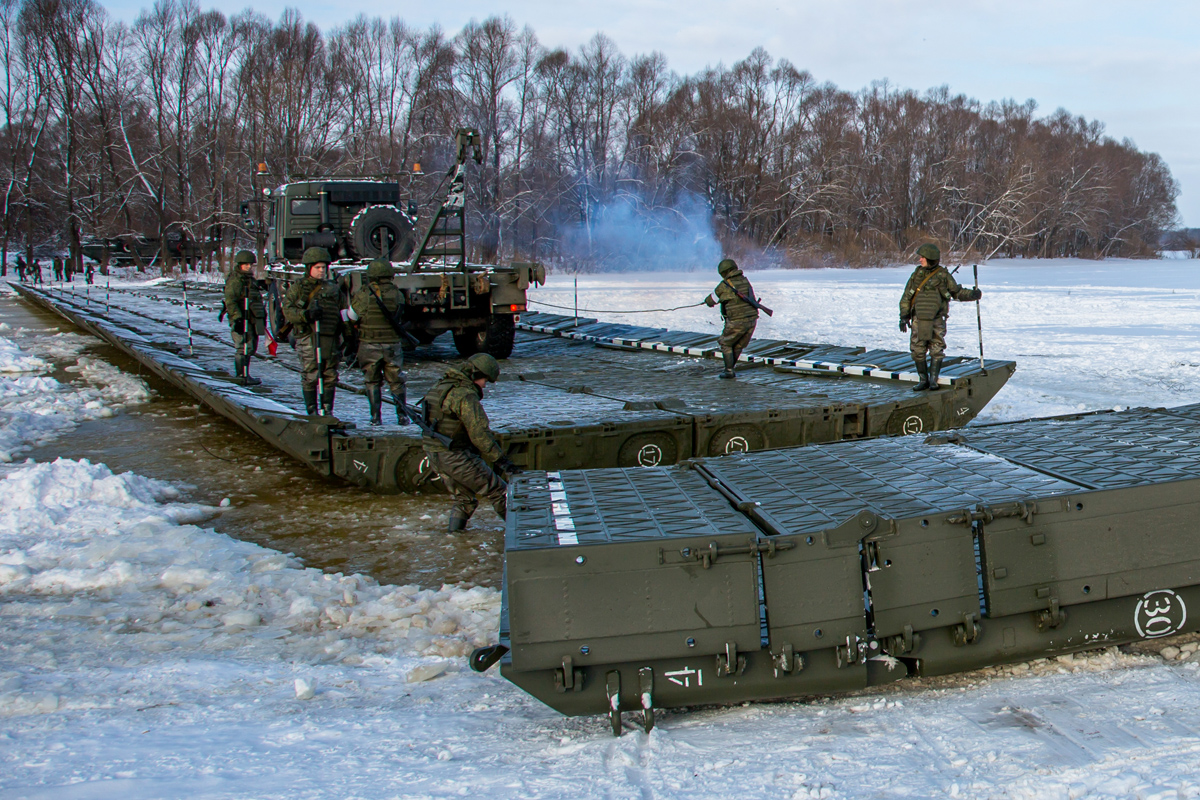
top-left (487, 411), bottom-right (1200, 733)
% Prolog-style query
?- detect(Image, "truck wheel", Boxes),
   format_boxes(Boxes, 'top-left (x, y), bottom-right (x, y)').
top-left (483, 313), bottom-right (515, 359)
top-left (452, 315), bottom-right (515, 358)
top-left (349, 205), bottom-right (415, 261)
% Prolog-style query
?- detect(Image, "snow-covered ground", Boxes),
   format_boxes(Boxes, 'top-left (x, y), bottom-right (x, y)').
top-left (6, 260), bottom-right (1200, 799)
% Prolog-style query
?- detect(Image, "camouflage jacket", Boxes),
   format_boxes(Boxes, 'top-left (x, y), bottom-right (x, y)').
top-left (713, 271), bottom-right (760, 322)
top-left (348, 280), bottom-right (404, 343)
top-left (900, 265), bottom-right (974, 321)
top-left (283, 276), bottom-right (341, 337)
top-left (422, 366), bottom-right (503, 462)
top-left (223, 270), bottom-right (266, 331)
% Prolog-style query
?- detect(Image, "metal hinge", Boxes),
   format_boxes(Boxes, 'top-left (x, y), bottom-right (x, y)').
top-left (673, 538), bottom-right (796, 569)
top-left (836, 634), bottom-right (869, 668)
top-left (953, 613), bottom-right (982, 646)
top-left (715, 642), bottom-right (747, 677)
top-left (554, 656), bottom-right (584, 693)
top-left (888, 624), bottom-right (921, 655)
top-left (772, 644), bottom-right (805, 677)
top-left (1036, 597), bottom-right (1066, 631)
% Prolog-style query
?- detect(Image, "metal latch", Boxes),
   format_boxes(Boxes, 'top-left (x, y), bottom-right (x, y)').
top-left (715, 642), bottom-right (747, 677)
top-left (674, 538), bottom-right (796, 569)
top-left (947, 500), bottom-right (1039, 527)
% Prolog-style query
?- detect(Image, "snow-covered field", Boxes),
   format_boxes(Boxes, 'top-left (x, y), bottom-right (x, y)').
top-left (6, 260), bottom-right (1200, 799)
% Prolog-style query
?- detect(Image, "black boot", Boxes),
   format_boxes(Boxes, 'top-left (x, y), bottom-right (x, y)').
top-left (928, 357), bottom-right (943, 391)
top-left (392, 388), bottom-right (410, 424)
top-left (232, 355), bottom-right (246, 384)
top-left (320, 387), bottom-right (336, 416)
top-left (302, 389), bottom-right (318, 415)
top-left (448, 514), bottom-right (468, 532)
top-left (242, 356), bottom-right (261, 386)
top-left (718, 351), bottom-right (737, 379)
top-left (366, 385), bottom-right (382, 425)
top-left (912, 358), bottom-right (930, 391)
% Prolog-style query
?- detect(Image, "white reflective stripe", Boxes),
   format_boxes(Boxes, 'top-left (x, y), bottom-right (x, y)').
top-left (547, 471), bottom-right (561, 479)
top-left (550, 491), bottom-right (567, 502)
top-left (554, 517), bottom-right (575, 531)
top-left (556, 529), bottom-right (578, 546)
top-left (552, 502), bottom-right (571, 516)
top-left (548, 481), bottom-right (564, 492)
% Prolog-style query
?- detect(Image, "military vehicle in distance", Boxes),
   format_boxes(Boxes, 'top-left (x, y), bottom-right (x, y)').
top-left (252, 128), bottom-right (544, 358)
top-left (481, 404), bottom-right (1200, 735)
top-left (81, 230), bottom-right (219, 269)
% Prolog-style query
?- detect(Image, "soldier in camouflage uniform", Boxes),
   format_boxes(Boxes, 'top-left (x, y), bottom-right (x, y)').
top-left (899, 243), bottom-right (982, 391)
top-left (344, 259), bottom-right (409, 426)
top-left (704, 258), bottom-right (761, 379)
top-left (422, 352), bottom-right (521, 532)
top-left (224, 250), bottom-right (266, 385)
top-left (282, 247), bottom-right (342, 415)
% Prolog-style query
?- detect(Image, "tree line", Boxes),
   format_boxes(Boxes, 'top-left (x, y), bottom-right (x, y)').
top-left (0, 0), bottom-right (1180, 273)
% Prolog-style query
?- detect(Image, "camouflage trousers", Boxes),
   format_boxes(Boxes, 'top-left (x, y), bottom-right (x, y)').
top-left (427, 448), bottom-right (507, 522)
top-left (718, 318), bottom-right (757, 359)
top-left (357, 341), bottom-right (406, 395)
top-left (295, 335), bottom-right (341, 391)
top-left (910, 317), bottom-right (947, 360)
top-left (230, 327), bottom-right (259, 358)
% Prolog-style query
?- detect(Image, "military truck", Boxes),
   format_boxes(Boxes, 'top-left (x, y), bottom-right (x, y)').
top-left (251, 128), bottom-right (544, 358)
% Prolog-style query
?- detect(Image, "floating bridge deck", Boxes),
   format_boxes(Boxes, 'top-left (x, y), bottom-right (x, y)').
top-left (497, 404), bottom-right (1200, 731)
top-left (13, 283), bottom-right (1013, 493)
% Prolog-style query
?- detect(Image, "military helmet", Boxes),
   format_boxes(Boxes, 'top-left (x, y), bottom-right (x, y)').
top-left (233, 249), bottom-right (256, 266)
top-left (365, 259), bottom-right (395, 280)
top-left (301, 246), bottom-right (332, 266)
top-left (465, 352), bottom-right (500, 383)
top-left (717, 258), bottom-right (739, 277)
top-left (916, 243), bottom-right (940, 263)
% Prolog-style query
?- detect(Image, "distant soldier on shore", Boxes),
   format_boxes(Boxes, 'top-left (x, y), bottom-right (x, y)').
top-left (344, 259), bottom-right (409, 426)
top-left (704, 257), bottom-right (767, 379)
top-left (899, 243), bottom-right (981, 391)
top-left (421, 352), bottom-right (521, 532)
top-left (53, 257), bottom-right (63, 281)
top-left (282, 247), bottom-right (342, 415)
top-left (223, 250), bottom-right (266, 385)
top-left (14, 255), bottom-right (24, 281)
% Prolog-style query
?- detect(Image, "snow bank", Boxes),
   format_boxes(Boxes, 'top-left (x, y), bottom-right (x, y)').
top-left (0, 457), bottom-right (500, 683)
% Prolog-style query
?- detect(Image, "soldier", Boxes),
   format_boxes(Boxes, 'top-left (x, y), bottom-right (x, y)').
top-left (282, 247), bottom-right (342, 415)
top-left (899, 243), bottom-right (982, 391)
top-left (703, 257), bottom-right (761, 379)
top-left (344, 259), bottom-right (409, 426)
top-left (14, 255), bottom-right (24, 281)
top-left (53, 257), bottom-right (63, 281)
top-left (224, 250), bottom-right (266, 385)
top-left (421, 352), bottom-right (521, 532)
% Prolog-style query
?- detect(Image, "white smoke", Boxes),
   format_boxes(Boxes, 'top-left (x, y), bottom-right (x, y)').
top-left (555, 192), bottom-right (722, 272)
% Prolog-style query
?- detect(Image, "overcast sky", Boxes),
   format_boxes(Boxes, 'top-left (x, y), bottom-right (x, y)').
top-left (103, 0), bottom-right (1200, 227)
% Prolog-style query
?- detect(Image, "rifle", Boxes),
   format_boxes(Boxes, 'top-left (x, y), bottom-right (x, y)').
top-left (721, 279), bottom-right (774, 317)
top-left (404, 399), bottom-right (452, 447)
top-left (367, 283), bottom-right (421, 347)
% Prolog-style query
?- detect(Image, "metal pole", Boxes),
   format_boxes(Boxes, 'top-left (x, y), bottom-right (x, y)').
top-left (574, 276), bottom-right (578, 327)
top-left (974, 264), bottom-right (985, 374)
top-left (244, 290), bottom-right (251, 382)
top-left (182, 278), bottom-right (194, 355)
top-left (315, 317), bottom-right (324, 413)
top-left (105, 278), bottom-right (110, 313)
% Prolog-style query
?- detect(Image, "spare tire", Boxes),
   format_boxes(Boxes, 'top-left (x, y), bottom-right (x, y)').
top-left (349, 205), bottom-right (415, 261)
